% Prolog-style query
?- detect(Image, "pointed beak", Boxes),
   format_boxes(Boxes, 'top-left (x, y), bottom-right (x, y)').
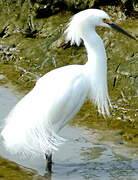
top-left (107, 23), bottom-right (136, 40)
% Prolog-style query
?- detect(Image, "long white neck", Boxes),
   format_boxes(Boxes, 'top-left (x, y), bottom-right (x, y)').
top-left (83, 30), bottom-right (111, 116)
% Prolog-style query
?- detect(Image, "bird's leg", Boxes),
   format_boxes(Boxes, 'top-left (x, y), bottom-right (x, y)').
top-left (45, 153), bottom-right (52, 173)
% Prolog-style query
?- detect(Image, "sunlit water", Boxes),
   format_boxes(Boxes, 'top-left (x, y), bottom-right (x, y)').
top-left (0, 86), bottom-right (138, 180)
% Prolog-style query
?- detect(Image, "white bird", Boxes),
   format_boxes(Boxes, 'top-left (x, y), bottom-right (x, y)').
top-left (1, 9), bottom-right (135, 172)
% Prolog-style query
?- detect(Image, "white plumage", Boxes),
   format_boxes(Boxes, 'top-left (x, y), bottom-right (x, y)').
top-left (1, 9), bottom-right (112, 158)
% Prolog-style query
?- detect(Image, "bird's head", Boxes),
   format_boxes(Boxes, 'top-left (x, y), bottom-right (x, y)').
top-left (65, 9), bottom-right (136, 46)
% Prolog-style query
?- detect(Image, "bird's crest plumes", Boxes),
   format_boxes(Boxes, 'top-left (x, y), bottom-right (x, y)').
top-left (65, 16), bottom-right (82, 46)
top-left (64, 9), bottom-right (93, 46)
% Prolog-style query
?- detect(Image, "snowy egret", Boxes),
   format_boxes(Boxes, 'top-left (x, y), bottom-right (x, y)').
top-left (1, 9), bottom-right (135, 172)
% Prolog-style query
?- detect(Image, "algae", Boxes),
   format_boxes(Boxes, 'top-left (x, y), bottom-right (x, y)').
top-left (0, 157), bottom-right (35, 180)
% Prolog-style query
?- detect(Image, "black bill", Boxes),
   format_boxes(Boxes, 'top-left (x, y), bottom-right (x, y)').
top-left (108, 23), bottom-right (136, 40)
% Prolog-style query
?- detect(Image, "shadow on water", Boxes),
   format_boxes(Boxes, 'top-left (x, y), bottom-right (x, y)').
top-left (0, 86), bottom-right (138, 180)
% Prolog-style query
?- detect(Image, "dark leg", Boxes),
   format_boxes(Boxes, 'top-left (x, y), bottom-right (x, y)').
top-left (45, 153), bottom-right (52, 173)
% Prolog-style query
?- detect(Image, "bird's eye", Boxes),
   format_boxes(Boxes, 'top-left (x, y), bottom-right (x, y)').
top-left (103, 18), bottom-right (108, 23)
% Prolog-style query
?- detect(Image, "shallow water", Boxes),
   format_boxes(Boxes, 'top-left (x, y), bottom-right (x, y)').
top-left (0, 86), bottom-right (138, 180)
